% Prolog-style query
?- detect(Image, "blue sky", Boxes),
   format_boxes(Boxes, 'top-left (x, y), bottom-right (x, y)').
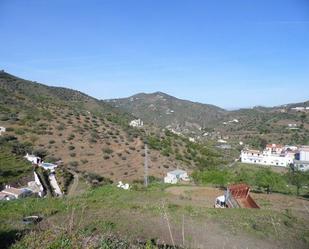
top-left (1, 0), bottom-right (308, 109)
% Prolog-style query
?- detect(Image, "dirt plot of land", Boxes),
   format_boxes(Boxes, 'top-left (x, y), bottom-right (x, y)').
top-left (166, 186), bottom-right (224, 207)
top-left (166, 186), bottom-right (309, 218)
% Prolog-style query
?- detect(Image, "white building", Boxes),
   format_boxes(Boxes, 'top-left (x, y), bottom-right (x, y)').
top-left (164, 169), bottom-right (189, 184)
top-left (294, 146), bottom-right (309, 171)
top-left (39, 162), bottom-right (58, 172)
top-left (24, 153), bottom-right (42, 164)
top-left (241, 144), bottom-right (295, 167)
top-left (0, 126), bottom-right (6, 135)
top-left (129, 119), bottom-right (143, 128)
top-left (189, 137), bottom-right (195, 143)
top-left (291, 107), bottom-right (305, 112)
top-left (1, 187), bottom-right (32, 200)
top-left (49, 173), bottom-right (62, 196)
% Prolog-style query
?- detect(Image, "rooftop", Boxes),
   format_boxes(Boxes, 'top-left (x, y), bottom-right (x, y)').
top-left (266, 144), bottom-right (283, 148)
top-left (168, 169), bottom-right (187, 176)
top-left (300, 146), bottom-right (309, 152)
top-left (2, 187), bottom-right (25, 196)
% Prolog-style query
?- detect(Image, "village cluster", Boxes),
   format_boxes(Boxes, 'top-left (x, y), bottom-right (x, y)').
top-left (241, 144), bottom-right (309, 171)
top-left (0, 153), bottom-right (62, 201)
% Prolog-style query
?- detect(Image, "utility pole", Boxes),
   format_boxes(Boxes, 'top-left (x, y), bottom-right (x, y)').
top-left (144, 143), bottom-right (148, 187)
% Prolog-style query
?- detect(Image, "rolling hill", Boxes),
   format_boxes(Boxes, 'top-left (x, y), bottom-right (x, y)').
top-left (107, 92), bottom-right (309, 147)
top-left (0, 71), bottom-right (226, 188)
top-left (107, 92), bottom-right (227, 135)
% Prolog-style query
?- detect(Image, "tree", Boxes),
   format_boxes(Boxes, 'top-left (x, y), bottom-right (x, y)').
top-left (255, 168), bottom-right (285, 194)
top-left (288, 165), bottom-right (309, 196)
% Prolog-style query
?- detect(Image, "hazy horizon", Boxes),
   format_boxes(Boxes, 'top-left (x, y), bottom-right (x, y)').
top-left (1, 0), bottom-right (309, 109)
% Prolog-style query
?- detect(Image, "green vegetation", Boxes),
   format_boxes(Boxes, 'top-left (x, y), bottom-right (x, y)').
top-left (55, 167), bottom-right (74, 194)
top-left (147, 130), bottom-right (225, 168)
top-left (0, 151), bottom-right (32, 186)
top-left (192, 163), bottom-right (309, 196)
top-left (0, 135), bottom-right (33, 186)
top-left (0, 184), bottom-right (308, 248)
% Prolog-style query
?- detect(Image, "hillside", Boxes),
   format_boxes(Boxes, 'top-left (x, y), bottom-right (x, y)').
top-left (107, 92), bottom-right (227, 136)
top-left (0, 72), bottom-right (227, 188)
top-left (108, 92), bottom-right (309, 147)
top-left (1, 184), bottom-right (309, 249)
top-left (215, 106), bottom-right (309, 148)
top-left (0, 72), bottom-right (308, 249)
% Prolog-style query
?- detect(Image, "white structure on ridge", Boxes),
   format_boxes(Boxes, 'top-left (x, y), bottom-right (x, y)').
top-left (241, 144), bottom-right (296, 167)
top-left (129, 119), bottom-right (143, 128)
top-left (0, 126), bottom-right (6, 135)
top-left (164, 169), bottom-right (189, 184)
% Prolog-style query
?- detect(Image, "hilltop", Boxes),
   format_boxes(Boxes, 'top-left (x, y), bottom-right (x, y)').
top-left (107, 92), bottom-right (227, 136)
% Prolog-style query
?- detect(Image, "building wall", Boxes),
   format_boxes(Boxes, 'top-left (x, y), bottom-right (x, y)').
top-left (300, 150), bottom-right (309, 161)
top-left (241, 151), bottom-right (293, 167)
top-left (164, 175), bottom-right (178, 184)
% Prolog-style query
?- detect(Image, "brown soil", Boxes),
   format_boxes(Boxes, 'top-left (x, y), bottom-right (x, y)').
top-left (166, 186), bottom-right (309, 219)
top-left (4, 109), bottom-right (190, 183)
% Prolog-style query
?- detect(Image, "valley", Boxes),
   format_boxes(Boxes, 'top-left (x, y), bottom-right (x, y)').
top-left (0, 71), bottom-right (308, 249)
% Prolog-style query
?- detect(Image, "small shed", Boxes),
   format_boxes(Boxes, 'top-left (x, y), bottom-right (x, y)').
top-left (164, 169), bottom-right (189, 184)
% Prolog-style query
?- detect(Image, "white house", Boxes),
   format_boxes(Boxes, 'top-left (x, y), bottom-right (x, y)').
top-left (1, 187), bottom-right (32, 200)
top-left (291, 107), bottom-right (305, 112)
top-left (24, 153), bottom-right (42, 164)
top-left (0, 126), bottom-right (6, 135)
top-left (164, 169), bottom-right (189, 184)
top-left (217, 139), bottom-right (227, 143)
top-left (288, 123), bottom-right (297, 128)
top-left (240, 144), bottom-right (296, 167)
top-left (129, 119), bottom-right (144, 128)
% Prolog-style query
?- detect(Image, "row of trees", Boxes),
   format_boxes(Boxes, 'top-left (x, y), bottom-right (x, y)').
top-left (192, 165), bottom-right (309, 196)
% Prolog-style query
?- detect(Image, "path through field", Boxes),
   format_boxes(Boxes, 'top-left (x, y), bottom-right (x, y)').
top-left (67, 170), bottom-right (79, 196)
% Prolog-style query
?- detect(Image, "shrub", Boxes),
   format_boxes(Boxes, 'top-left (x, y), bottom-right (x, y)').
top-left (68, 145), bottom-right (75, 150)
top-left (69, 161), bottom-right (79, 167)
top-left (67, 134), bottom-right (75, 141)
top-left (102, 148), bottom-right (113, 154)
top-left (89, 138), bottom-right (97, 143)
top-left (33, 148), bottom-right (48, 159)
top-left (70, 152), bottom-right (76, 157)
top-left (192, 170), bottom-right (231, 187)
top-left (15, 128), bottom-right (25, 135)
